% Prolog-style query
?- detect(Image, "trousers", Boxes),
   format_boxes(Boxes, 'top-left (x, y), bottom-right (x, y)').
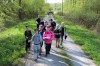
top-left (33, 44), bottom-right (40, 59)
top-left (45, 44), bottom-right (51, 55)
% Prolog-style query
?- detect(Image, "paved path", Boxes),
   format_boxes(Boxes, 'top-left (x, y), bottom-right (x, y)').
top-left (25, 15), bottom-right (68, 66)
top-left (25, 40), bottom-right (68, 66)
top-left (25, 15), bottom-right (96, 66)
top-left (63, 36), bottom-right (96, 66)
top-left (51, 15), bottom-right (96, 66)
top-left (33, 40), bottom-right (68, 66)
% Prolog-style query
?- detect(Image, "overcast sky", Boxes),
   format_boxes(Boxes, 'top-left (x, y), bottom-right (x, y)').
top-left (46, 0), bottom-right (63, 3)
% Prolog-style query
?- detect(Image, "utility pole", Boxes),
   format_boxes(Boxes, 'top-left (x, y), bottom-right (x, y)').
top-left (62, 0), bottom-right (63, 16)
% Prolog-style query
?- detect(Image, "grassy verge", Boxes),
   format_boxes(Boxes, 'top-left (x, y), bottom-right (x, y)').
top-left (0, 19), bottom-right (36, 66)
top-left (54, 15), bottom-right (100, 66)
top-left (60, 48), bottom-right (73, 66)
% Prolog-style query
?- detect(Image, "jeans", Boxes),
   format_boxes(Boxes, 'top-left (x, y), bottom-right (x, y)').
top-left (33, 44), bottom-right (40, 60)
top-left (60, 35), bottom-right (64, 46)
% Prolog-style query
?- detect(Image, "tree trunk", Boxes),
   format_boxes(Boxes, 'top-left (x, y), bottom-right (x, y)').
top-left (18, 0), bottom-right (22, 20)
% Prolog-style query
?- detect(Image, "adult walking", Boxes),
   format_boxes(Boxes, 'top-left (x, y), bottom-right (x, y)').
top-left (43, 25), bottom-right (54, 57)
top-left (43, 21), bottom-right (48, 31)
top-left (36, 15), bottom-right (41, 28)
top-left (38, 24), bottom-right (44, 55)
top-left (50, 19), bottom-right (56, 32)
top-left (60, 22), bottom-right (66, 47)
top-left (54, 25), bottom-right (61, 48)
top-left (40, 18), bottom-right (44, 26)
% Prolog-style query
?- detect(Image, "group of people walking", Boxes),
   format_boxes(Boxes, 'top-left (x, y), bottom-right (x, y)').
top-left (24, 15), bottom-right (67, 62)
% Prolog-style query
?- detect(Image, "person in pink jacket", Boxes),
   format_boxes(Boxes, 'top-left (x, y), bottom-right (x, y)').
top-left (43, 25), bottom-right (54, 57)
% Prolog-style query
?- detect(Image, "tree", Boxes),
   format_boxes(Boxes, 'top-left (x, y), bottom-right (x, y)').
top-left (18, 0), bottom-right (22, 20)
top-left (0, 0), bottom-right (51, 28)
top-left (63, 0), bottom-right (100, 30)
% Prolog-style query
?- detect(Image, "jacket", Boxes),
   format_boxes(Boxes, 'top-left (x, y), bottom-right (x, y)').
top-left (43, 31), bottom-right (54, 44)
top-left (60, 27), bottom-right (66, 36)
top-left (32, 34), bottom-right (42, 45)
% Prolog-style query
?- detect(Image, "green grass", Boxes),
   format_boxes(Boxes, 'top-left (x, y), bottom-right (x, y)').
top-left (0, 19), bottom-right (36, 66)
top-left (60, 48), bottom-right (73, 66)
top-left (55, 15), bottom-right (100, 66)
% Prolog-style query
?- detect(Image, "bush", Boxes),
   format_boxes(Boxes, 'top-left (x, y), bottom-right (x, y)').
top-left (62, 0), bottom-right (100, 32)
top-left (0, 19), bottom-right (36, 66)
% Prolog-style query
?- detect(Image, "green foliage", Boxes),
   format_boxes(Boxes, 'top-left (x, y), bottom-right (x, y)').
top-left (60, 49), bottom-right (73, 66)
top-left (21, 0), bottom-right (50, 18)
top-left (0, 0), bottom-right (20, 30)
top-left (0, 19), bottom-right (36, 66)
top-left (55, 15), bottom-right (100, 66)
top-left (0, 0), bottom-right (50, 31)
top-left (62, 0), bottom-right (100, 32)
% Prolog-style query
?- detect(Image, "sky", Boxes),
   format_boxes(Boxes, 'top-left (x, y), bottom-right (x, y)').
top-left (46, 0), bottom-right (63, 3)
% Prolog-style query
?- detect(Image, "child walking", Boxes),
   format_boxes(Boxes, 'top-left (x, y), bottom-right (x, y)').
top-left (32, 28), bottom-right (42, 62)
top-left (43, 25), bottom-right (54, 57)
top-left (54, 25), bottom-right (61, 48)
top-left (24, 25), bottom-right (32, 52)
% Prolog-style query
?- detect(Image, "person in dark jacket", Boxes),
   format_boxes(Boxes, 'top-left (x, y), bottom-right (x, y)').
top-left (51, 20), bottom-right (56, 32)
top-left (36, 15), bottom-right (41, 28)
top-left (38, 24), bottom-right (44, 55)
top-left (40, 19), bottom-right (44, 26)
top-left (24, 25), bottom-right (32, 52)
top-left (50, 19), bottom-right (53, 23)
top-left (60, 22), bottom-right (66, 47)
top-left (43, 21), bottom-right (48, 31)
